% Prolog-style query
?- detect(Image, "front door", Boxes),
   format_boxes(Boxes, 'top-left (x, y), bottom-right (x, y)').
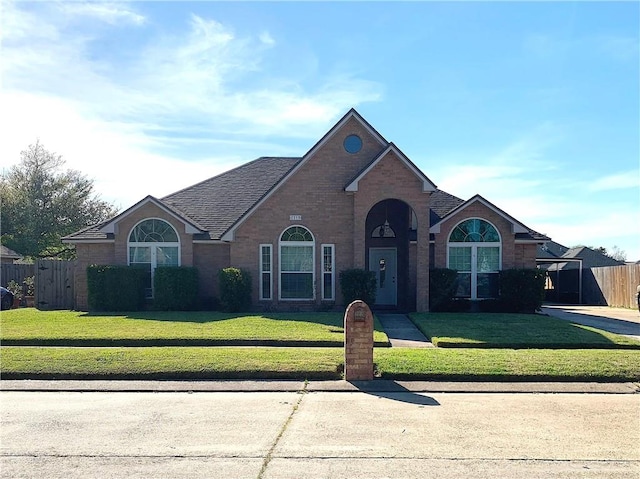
top-left (369, 248), bottom-right (397, 306)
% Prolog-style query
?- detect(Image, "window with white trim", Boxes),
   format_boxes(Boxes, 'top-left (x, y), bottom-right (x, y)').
top-left (260, 244), bottom-right (272, 300)
top-left (321, 244), bottom-right (335, 301)
top-left (279, 226), bottom-right (314, 300)
top-left (128, 219), bottom-right (180, 298)
top-left (448, 218), bottom-right (501, 299)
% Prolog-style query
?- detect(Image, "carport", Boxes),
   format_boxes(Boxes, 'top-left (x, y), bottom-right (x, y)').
top-left (537, 258), bottom-right (583, 304)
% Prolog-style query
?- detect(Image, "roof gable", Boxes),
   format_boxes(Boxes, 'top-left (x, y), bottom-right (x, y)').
top-left (431, 194), bottom-right (549, 241)
top-left (345, 142), bottom-right (437, 193)
top-left (220, 109), bottom-right (389, 241)
top-left (99, 196), bottom-right (206, 235)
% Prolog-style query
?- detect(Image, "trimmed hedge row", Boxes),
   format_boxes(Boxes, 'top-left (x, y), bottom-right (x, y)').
top-left (153, 267), bottom-right (199, 311)
top-left (429, 268), bottom-right (546, 313)
top-left (218, 267), bottom-right (252, 313)
top-left (339, 269), bottom-right (377, 306)
top-left (87, 265), bottom-right (147, 311)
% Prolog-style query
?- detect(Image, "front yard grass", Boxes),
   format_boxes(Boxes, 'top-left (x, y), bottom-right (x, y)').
top-left (2, 347), bottom-right (638, 382)
top-left (0, 309), bottom-right (389, 346)
top-left (409, 312), bottom-right (640, 349)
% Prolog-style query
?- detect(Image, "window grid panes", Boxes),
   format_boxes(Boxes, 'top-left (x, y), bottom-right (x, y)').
top-left (129, 219), bottom-right (179, 243)
top-left (449, 219), bottom-right (499, 243)
top-left (280, 226), bottom-right (314, 300)
top-left (448, 219), bottom-right (500, 300)
top-left (260, 245), bottom-right (272, 300)
top-left (322, 244), bottom-right (334, 301)
top-left (128, 219), bottom-right (180, 298)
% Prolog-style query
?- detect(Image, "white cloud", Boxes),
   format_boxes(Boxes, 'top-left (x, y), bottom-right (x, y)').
top-left (588, 170), bottom-right (640, 192)
top-left (0, 2), bottom-right (382, 209)
top-left (259, 31), bottom-right (275, 46)
top-left (59, 1), bottom-right (146, 26)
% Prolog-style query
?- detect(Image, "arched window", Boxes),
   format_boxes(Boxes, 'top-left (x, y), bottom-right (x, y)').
top-left (448, 218), bottom-right (501, 299)
top-left (128, 219), bottom-right (180, 298)
top-left (279, 226), bottom-right (314, 300)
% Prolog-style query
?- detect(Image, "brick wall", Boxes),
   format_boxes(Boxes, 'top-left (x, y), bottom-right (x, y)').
top-left (231, 117), bottom-right (388, 308)
top-left (193, 243), bottom-right (231, 302)
top-left (433, 202), bottom-right (517, 269)
top-left (231, 118), bottom-right (432, 311)
top-left (73, 202), bottom-right (197, 310)
top-left (74, 242), bottom-right (115, 310)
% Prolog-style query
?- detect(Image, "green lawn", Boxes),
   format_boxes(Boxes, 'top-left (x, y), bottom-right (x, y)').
top-left (0, 309), bottom-right (389, 346)
top-left (2, 309), bottom-right (639, 382)
top-left (2, 347), bottom-right (638, 382)
top-left (409, 312), bottom-right (640, 348)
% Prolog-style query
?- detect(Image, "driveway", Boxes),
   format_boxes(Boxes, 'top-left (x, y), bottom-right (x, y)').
top-left (541, 304), bottom-right (640, 340)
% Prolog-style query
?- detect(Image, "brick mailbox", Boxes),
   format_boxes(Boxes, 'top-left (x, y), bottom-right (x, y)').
top-left (344, 300), bottom-right (374, 381)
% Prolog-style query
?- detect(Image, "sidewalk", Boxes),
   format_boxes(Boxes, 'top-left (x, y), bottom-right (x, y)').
top-left (377, 313), bottom-right (434, 347)
top-left (1, 379), bottom-right (638, 394)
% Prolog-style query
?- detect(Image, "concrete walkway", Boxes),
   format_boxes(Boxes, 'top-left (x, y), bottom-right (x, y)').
top-left (377, 313), bottom-right (434, 347)
top-left (541, 304), bottom-right (640, 340)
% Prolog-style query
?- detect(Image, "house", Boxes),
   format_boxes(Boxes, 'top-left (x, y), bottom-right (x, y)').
top-left (1, 245), bottom-right (22, 264)
top-left (64, 109), bottom-right (549, 312)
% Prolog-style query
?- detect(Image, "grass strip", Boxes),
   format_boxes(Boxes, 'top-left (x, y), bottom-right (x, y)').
top-left (0, 309), bottom-right (389, 346)
top-left (2, 347), bottom-right (639, 382)
top-left (409, 312), bottom-right (640, 349)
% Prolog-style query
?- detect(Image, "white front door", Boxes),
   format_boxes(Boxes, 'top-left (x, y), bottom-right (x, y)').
top-left (369, 248), bottom-right (397, 306)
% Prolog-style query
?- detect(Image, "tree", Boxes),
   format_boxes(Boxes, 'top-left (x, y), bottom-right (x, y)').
top-left (0, 140), bottom-right (118, 259)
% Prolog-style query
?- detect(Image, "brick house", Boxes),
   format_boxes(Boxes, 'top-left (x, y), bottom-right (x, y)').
top-left (64, 109), bottom-right (549, 312)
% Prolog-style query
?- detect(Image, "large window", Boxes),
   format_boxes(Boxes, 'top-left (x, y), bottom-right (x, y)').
top-left (128, 219), bottom-right (180, 298)
top-left (279, 226), bottom-right (314, 300)
top-left (448, 218), bottom-right (501, 299)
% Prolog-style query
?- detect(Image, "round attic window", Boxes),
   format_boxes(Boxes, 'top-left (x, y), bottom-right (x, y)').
top-left (343, 134), bottom-right (362, 154)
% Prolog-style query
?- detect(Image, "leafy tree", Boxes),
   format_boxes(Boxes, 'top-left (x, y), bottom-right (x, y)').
top-left (0, 140), bottom-right (117, 259)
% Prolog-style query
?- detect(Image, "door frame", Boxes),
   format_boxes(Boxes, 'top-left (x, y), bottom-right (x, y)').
top-left (368, 247), bottom-right (398, 307)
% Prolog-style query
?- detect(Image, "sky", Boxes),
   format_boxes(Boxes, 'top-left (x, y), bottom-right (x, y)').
top-left (1, 1), bottom-right (639, 260)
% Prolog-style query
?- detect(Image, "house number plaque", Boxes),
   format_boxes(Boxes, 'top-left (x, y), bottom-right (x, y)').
top-left (289, 215), bottom-right (302, 221)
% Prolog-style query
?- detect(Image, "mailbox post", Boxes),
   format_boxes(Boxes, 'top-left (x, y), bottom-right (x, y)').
top-left (344, 300), bottom-right (374, 381)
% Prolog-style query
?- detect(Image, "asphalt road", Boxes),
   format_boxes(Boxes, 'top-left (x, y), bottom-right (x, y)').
top-left (2, 388), bottom-right (639, 478)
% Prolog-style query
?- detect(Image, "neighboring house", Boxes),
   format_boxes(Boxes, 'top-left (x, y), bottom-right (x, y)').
top-left (0, 245), bottom-right (22, 264)
top-left (538, 243), bottom-right (625, 304)
top-left (64, 109), bottom-right (549, 312)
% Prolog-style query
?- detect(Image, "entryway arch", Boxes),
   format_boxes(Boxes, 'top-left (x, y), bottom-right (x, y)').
top-left (365, 199), bottom-right (417, 311)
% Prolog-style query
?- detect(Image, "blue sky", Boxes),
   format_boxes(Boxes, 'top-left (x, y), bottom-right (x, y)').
top-left (1, 1), bottom-right (639, 260)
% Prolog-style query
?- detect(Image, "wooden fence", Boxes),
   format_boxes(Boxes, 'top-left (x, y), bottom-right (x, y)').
top-left (1, 260), bottom-right (75, 310)
top-left (583, 264), bottom-right (640, 309)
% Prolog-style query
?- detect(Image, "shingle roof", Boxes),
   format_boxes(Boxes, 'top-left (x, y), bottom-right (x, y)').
top-left (537, 240), bottom-right (569, 259)
top-left (1, 245), bottom-right (22, 259)
top-left (556, 246), bottom-right (625, 270)
top-left (162, 157), bottom-right (301, 240)
top-left (429, 190), bottom-right (465, 226)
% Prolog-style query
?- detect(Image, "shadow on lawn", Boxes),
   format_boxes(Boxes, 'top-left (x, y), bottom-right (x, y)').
top-left (81, 311), bottom-right (383, 334)
top-left (410, 313), bottom-right (640, 349)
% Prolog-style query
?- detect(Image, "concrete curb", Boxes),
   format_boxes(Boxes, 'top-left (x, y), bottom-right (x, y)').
top-left (2, 379), bottom-right (638, 394)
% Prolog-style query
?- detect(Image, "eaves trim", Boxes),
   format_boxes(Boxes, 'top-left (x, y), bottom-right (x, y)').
top-left (345, 143), bottom-right (437, 193)
top-left (99, 196), bottom-right (207, 236)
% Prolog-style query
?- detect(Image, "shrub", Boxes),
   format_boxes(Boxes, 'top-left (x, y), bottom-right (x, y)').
top-left (218, 268), bottom-right (252, 312)
top-left (87, 265), bottom-right (146, 311)
top-left (153, 267), bottom-right (199, 311)
top-left (429, 268), bottom-right (458, 312)
top-left (339, 269), bottom-right (377, 306)
top-left (499, 268), bottom-right (546, 313)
